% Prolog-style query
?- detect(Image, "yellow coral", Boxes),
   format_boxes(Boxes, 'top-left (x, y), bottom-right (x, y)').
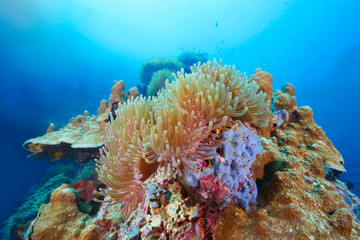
top-left (95, 59), bottom-right (270, 219)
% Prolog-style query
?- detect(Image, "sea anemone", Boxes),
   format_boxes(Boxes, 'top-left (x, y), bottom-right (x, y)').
top-left (139, 57), bottom-right (184, 86)
top-left (95, 59), bottom-right (270, 219)
top-left (177, 51), bottom-right (208, 72)
top-left (95, 96), bottom-right (155, 218)
top-left (147, 69), bottom-right (175, 97)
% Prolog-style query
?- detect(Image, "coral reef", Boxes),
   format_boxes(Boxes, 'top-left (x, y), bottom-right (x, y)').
top-left (71, 180), bottom-right (98, 204)
top-left (11, 60), bottom-right (360, 240)
top-left (97, 80), bottom-right (139, 123)
top-left (1, 161), bottom-right (98, 239)
top-left (95, 59), bottom-right (271, 219)
top-left (23, 80), bottom-right (138, 163)
top-left (248, 68), bottom-right (273, 139)
top-left (91, 168), bottom-right (222, 239)
top-left (215, 83), bottom-right (356, 239)
top-left (331, 179), bottom-right (360, 223)
top-left (23, 111), bottom-right (104, 163)
top-left (2, 174), bottom-right (72, 240)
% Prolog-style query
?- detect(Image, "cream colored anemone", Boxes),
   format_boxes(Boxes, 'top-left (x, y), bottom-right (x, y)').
top-left (95, 59), bottom-right (270, 220)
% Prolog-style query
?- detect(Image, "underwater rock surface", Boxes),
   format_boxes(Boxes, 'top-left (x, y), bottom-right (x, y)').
top-left (9, 64), bottom-right (360, 239)
top-left (216, 81), bottom-right (355, 239)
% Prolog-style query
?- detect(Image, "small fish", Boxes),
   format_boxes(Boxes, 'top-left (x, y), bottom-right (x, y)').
top-left (52, 151), bottom-right (64, 161)
top-left (215, 21), bottom-right (218, 27)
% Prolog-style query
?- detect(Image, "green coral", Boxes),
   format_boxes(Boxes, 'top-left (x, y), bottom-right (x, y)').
top-left (354, 204), bottom-right (360, 220)
top-left (147, 69), bottom-right (175, 96)
top-left (177, 51), bottom-right (208, 72)
top-left (139, 57), bottom-right (183, 86)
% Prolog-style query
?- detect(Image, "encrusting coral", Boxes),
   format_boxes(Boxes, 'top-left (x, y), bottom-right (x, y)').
top-left (31, 184), bottom-right (93, 240)
top-left (214, 83), bottom-right (356, 240)
top-left (95, 59), bottom-right (271, 219)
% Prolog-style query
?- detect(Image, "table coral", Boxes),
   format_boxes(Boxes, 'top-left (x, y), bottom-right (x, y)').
top-left (23, 80), bottom-right (138, 163)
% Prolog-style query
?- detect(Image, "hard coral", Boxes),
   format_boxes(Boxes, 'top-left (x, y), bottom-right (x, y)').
top-left (31, 184), bottom-right (92, 240)
top-left (95, 59), bottom-right (270, 219)
top-left (214, 83), bottom-right (356, 240)
top-left (23, 80), bottom-right (138, 163)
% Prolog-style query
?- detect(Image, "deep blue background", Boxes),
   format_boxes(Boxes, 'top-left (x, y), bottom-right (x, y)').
top-left (0, 0), bottom-right (359, 224)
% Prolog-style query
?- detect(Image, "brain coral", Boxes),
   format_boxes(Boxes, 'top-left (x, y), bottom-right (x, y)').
top-left (95, 59), bottom-right (270, 219)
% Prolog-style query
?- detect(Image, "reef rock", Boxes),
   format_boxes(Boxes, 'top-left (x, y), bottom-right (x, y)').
top-left (30, 184), bottom-right (94, 240)
top-left (215, 82), bottom-right (357, 239)
top-left (249, 68), bottom-right (273, 139)
top-left (23, 80), bottom-right (138, 163)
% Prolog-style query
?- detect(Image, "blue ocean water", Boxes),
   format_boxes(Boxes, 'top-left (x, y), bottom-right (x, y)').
top-left (0, 0), bottom-right (359, 230)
